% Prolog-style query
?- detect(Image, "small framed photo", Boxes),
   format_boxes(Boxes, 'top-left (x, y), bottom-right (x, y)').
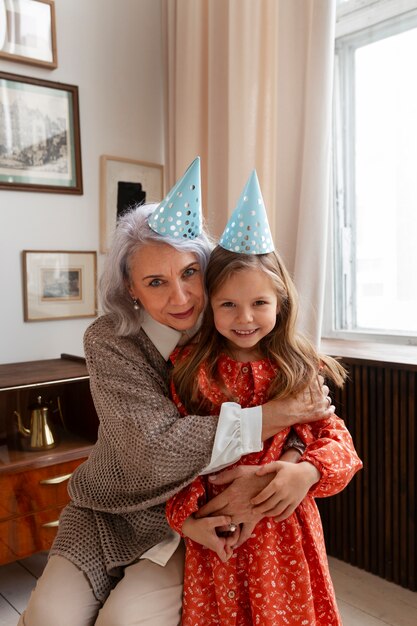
top-left (0, 71), bottom-right (83, 194)
top-left (100, 155), bottom-right (164, 253)
top-left (23, 250), bottom-right (97, 321)
top-left (0, 0), bottom-right (57, 69)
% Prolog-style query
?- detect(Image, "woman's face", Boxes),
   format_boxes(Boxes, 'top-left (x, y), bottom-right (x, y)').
top-left (128, 242), bottom-right (205, 331)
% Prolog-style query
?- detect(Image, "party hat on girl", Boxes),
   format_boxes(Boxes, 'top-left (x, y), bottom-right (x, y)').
top-left (219, 170), bottom-right (274, 254)
top-left (148, 157), bottom-right (202, 239)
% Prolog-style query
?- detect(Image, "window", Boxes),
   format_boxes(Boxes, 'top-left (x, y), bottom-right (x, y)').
top-left (326, 0), bottom-right (417, 344)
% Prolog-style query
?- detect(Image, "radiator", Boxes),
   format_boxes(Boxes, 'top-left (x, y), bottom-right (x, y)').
top-left (318, 358), bottom-right (417, 591)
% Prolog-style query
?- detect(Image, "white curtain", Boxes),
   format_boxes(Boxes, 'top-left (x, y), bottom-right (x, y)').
top-left (162, 0), bottom-right (336, 345)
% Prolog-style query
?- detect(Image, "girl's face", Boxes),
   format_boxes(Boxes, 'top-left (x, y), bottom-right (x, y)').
top-left (210, 267), bottom-right (279, 361)
top-left (128, 242), bottom-right (205, 331)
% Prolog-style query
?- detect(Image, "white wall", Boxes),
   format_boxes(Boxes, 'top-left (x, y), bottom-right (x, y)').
top-left (0, 0), bottom-right (164, 364)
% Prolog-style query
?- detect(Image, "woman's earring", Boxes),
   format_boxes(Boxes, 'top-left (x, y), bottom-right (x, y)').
top-left (132, 298), bottom-right (140, 311)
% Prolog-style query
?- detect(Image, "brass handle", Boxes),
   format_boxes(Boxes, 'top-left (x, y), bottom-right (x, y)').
top-left (39, 473), bottom-right (72, 485)
top-left (42, 520), bottom-right (59, 528)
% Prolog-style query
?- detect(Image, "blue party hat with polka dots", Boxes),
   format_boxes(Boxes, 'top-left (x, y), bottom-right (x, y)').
top-left (219, 170), bottom-right (274, 254)
top-left (148, 157), bottom-right (202, 239)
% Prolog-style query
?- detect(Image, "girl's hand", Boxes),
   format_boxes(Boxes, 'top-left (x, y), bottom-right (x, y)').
top-left (195, 448), bottom-right (302, 522)
top-left (181, 514), bottom-right (237, 562)
top-left (251, 461), bottom-right (321, 521)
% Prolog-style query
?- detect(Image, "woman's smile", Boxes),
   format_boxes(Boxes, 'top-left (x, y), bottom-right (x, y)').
top-left (170, 307), bottom-right (196, 320)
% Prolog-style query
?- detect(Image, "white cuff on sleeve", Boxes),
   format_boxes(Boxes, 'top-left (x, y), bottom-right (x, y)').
top-left (201, 402), bottom-right (263, 475)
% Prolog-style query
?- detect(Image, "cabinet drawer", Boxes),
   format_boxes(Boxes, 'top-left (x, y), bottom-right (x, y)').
top-left (0, 505), bottom-right (64, 564)
top-left (0, 458), bottom-right (85, 521)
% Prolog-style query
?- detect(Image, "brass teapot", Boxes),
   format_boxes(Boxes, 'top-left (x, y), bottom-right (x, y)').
top-left (14, 395), bottom-right (60, 450)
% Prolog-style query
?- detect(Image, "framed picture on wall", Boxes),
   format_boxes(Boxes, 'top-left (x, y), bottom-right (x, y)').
top-left (100, 155), bottom-right (164, 253)
top-left (0, 72), bottom-right (82, 193)
top-left (0, 0), bottom-right (58, 69)
top-left (23, 250), bottom-right (97, 321)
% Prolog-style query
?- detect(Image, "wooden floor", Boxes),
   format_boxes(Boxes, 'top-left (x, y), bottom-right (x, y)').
top-left (0, 554), bottom-right (416, 625)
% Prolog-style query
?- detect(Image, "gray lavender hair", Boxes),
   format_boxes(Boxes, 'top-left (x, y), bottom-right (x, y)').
top-left (99, 203), bottom-right (213, 336)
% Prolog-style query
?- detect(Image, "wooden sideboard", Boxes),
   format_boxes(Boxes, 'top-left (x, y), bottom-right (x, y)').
top-left (0, 356), bottom-right (98, 565)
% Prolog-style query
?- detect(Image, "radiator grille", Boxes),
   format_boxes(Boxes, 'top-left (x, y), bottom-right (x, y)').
top-left (318, 360), bottom-right (417, 591)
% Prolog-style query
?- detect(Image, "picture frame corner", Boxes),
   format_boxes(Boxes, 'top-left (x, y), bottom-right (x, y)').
top-left (99, 155), bottom-right (164, 255)
top-left (0, 0), bottom-right (58, 70)
top-left (21, 249), bottom-right (97, 322)
top-left (0, 72), bottom-right (82, 194)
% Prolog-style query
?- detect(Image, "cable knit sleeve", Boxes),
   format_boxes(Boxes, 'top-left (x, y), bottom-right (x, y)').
top-left (293, 415), bottom-right (362, 498)
top-left (69, 315), bottom-right (219, 513)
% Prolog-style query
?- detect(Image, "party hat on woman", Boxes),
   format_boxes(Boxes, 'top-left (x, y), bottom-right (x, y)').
top-left (219, 170), bottom-right (274, 254)
top-left (148, 157), bottom-right (202, 239)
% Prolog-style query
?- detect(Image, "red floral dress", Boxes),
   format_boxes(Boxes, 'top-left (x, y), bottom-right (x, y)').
top-left (166, 354), bottom-right (362, 626)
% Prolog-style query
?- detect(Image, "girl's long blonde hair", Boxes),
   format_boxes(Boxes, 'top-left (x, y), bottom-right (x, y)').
top-left (173, 246), bottom-right (346, 414)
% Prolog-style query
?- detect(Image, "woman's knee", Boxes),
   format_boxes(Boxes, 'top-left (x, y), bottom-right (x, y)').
top-left (21, 600), bottom-right (92, 626)
top-left (96, 583), bottom-right (183, 626)
top-left (96, 544), bottom-right (185, 626)
top-left (21, 555), bottom-right (100, 626)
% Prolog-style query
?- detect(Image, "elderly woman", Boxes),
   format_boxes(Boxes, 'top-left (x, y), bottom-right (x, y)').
top-left (19, 160), bottom-right (333, 626)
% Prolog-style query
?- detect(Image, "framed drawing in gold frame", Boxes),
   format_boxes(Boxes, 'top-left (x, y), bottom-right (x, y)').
top-left (0, 0), bottom-right (58, 69)
top-left (23, 250), bottom-right (97, 321)
top-left (99, 155), bottom-right (164, 253)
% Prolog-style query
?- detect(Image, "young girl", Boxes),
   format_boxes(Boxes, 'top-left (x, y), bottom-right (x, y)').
top-left (166, 171), bottom-right (362, 625)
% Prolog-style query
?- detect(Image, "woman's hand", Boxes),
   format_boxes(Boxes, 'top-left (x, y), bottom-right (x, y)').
top-left (261, 375), bottom-right (333, 440)
top-left (251, 461), bottom-right (321, 521)
top-left (181, 514), bottom-right (239, 562)
top-left (234, 520), bottom-right (259, 549)
top-left (195, 466), bottom-right (273, 522)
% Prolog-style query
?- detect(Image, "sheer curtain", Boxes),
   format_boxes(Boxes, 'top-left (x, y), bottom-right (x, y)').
top-left (162, 0), bottom-right (336, 344)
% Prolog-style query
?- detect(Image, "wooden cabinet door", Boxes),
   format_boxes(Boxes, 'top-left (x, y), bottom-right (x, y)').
top-left (0, 506), bottom-right (66, 564)
top-left (0, 458), bottom-right (87, 565)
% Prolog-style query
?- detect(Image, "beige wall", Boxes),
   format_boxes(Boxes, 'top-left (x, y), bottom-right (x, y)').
top-left (0, 0), bottom-right (164, 363)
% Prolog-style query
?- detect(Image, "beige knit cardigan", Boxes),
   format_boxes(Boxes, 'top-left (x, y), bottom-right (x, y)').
top-left (50, 314), bottom-right (218, 602)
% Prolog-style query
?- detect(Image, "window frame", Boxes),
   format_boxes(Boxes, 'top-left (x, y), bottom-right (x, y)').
top-left (323, 0), bottom-right (417, 346)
